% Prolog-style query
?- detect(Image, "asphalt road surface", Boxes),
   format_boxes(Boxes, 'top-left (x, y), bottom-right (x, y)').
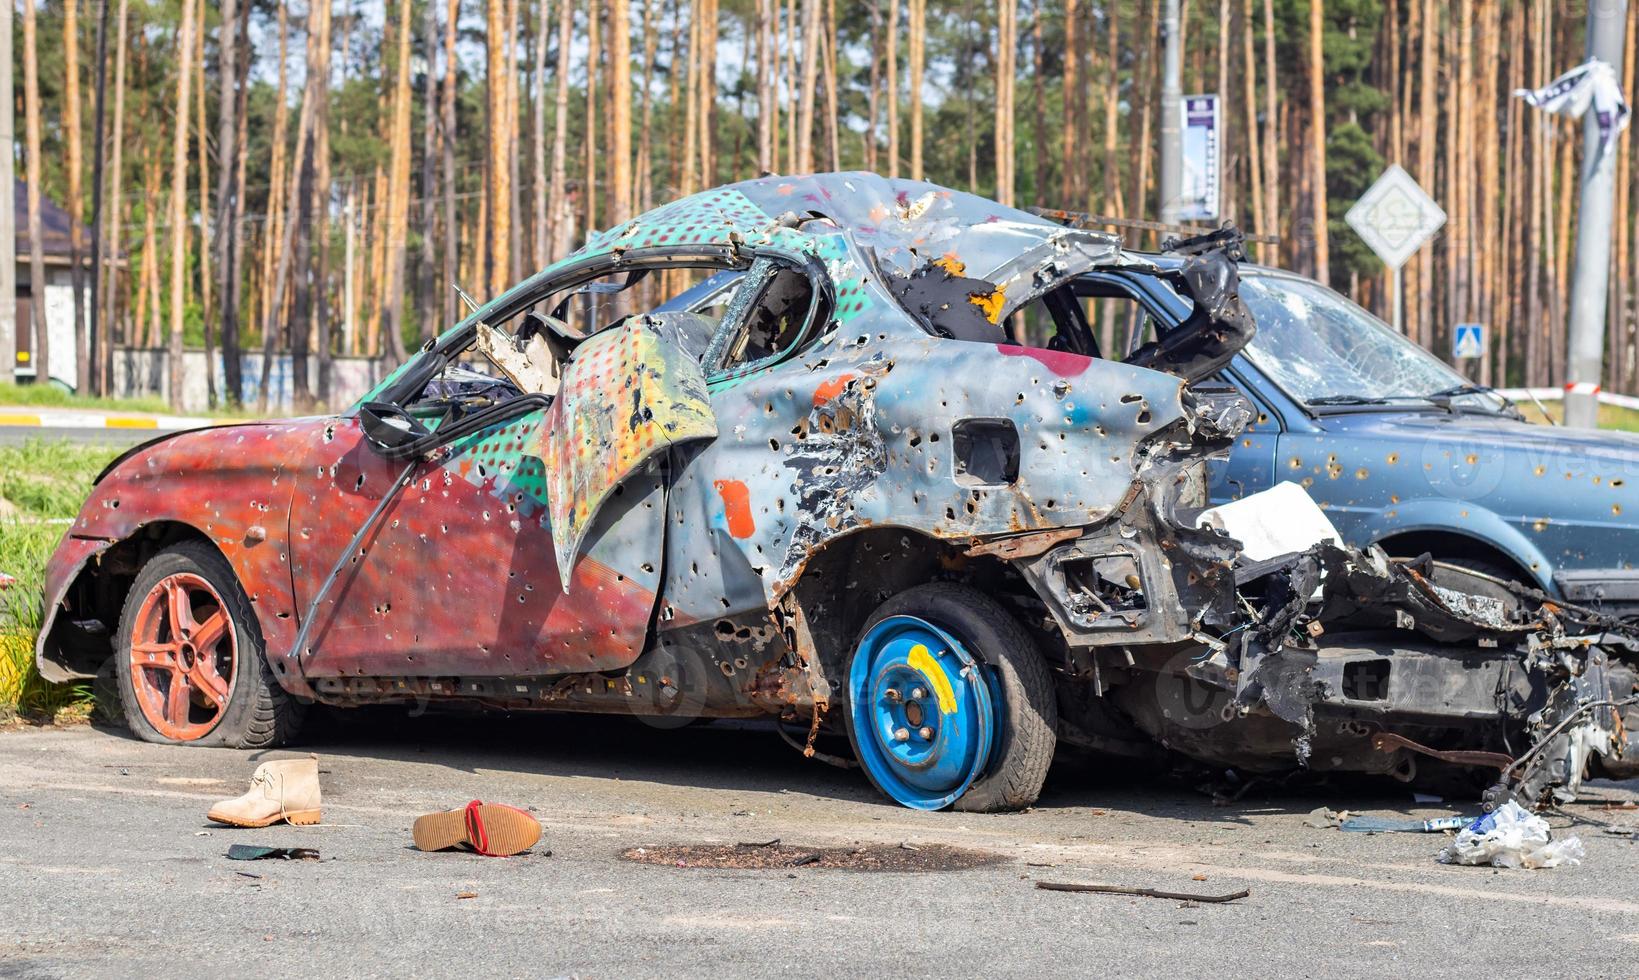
top-left (2, 712), bottom-right (1636, 978)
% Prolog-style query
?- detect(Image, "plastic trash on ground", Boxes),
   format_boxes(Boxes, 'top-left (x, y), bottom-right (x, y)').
top-left (1437, 801), bottom-right (1586, 869)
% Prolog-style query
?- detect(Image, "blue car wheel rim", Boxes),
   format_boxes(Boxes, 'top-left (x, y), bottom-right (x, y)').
top-left (849, 615), bottom-right (998, 810)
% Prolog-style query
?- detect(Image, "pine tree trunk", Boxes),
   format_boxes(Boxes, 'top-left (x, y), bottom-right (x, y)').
top-left (312, 0), bottom-right (333, 403)
top-left (757, 0), bottom-right (776, 173)
top-left (259, 25), bottom-right (318, 409)
top-left (1032, 2), bottom-right (1047, 205)
top-left (533, 0), bottom-right (552, 268)
top-left (1261, 0), bottom-right (1278, 262)
top-left (1306, 0), bottom-right (1328, 284)
top-left (585, 0), bottom-right (601, 230)
top-left (865, 0), bottom-right (880, 173)
top-left (384, 0), bottom-right (415, 361)
top-left (507, 0), bottom-right (523, 283)
top-left (261, 6), bottom-right (291, 364)
top-left (488, 0), bottom-right (512, 295)
top-left (1102, 1), bottom-right (1122, 219)
top-left (418, 0), bottom-right (441, 340)
top-left (139, 152), bottom-right (159, 350)
top-left (22, 0), bottom-right (48, 384)
top-left (1242, 0), bottom-right (1265, 257)
top-left (823, 0), bottom-right (840, 171)
top-left (909, 0), bottom-right (925, 180)
top-left (610, 0), bottom-right (633, 225)
top-left (165, 0), bottom-right (197, 410)
top-left (214, 0), bottom-right (241, 404)
top-left (102, 0), bottom-right (130, 376)
top-left (885, 0), bottom-right (898, 177)
top-left (698, 0), bottom-right (717, 183)
top-left (547, 0), bottom-right (573, 258)
top-left (193, 3), bottom-right (214, 406)
top-left (443, 0), bottom-right (461, 323)
top-left (796, 0), bottom-right (820, 173)
top-left (1060, 0), bottom-right (1078, 206)
top-left (995, 0), bottom-right (1015, 206)
top-left (65, 0), bottom-right (86, 391)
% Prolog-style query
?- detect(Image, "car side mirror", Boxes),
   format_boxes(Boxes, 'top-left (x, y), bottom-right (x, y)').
top-left (359, 401), bottom-right (430, 455)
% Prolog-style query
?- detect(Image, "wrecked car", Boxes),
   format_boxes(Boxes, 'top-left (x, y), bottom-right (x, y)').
top-left (35, 173), bottom-right (1639, 813)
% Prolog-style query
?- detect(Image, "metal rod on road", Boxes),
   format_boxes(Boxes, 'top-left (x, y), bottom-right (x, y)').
top-left (1564, 0), bottom-right (1630, 429)
top-left (1158, 0), bottom-right (1182, 226)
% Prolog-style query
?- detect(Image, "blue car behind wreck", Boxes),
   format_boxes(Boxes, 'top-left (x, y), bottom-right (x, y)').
top-left (48, 172), bottom-right (1639, 814)
top-left (1062, 259), bottom-right (1639, 615)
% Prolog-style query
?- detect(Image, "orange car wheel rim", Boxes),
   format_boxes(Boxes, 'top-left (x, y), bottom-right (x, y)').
top-left (129, 573), bottom-right (237, 740)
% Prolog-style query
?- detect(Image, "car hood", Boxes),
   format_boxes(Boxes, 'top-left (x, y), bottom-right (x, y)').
top-left (1322, 409), bottom-right (1639, 466)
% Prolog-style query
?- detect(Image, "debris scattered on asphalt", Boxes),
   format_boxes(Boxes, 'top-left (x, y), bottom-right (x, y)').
top-left (1341, 814), bottom-right (1473, 833)
top-left (226, 844), bottom-right (320, 861)
top-left (1303, 806), bottom-right (1353, 829)
top-left (1035, 881), bottom-right (1251, 903)
top-left (412, 801), bottom-right (543, 857)
top-left (235, 871), bottom-right (265, 880)
top-left (621, 842), bottom-right (1005, 872)
top-left (456, 892), bottom-right (478, 900)
top-left (1437, 802), bottom-right (1585, 869)
top-left (1602, 825), bottom-right (1639, 839)
top-left (736, 838), bottom-right (780, 848)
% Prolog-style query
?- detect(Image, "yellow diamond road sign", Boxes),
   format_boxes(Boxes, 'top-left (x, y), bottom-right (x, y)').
top-left (1345, 164), bottom-right (1446, 271)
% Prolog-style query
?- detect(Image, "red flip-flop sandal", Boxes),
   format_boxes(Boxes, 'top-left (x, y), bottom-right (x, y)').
top-left (412, 800), bottom-right (542, 857)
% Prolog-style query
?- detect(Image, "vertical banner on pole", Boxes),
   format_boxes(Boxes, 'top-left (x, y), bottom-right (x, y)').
top-left (1178, 94), bottom-right (1221, 222)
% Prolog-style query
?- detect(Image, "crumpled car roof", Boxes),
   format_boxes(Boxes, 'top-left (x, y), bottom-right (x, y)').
top-left (575, 171), bottom-right (1124, 288)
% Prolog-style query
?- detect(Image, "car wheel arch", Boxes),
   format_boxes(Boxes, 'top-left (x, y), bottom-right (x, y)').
top-left (781, 525), bottom-right (1055, 700)
top-left (1373, 528), bottom-right (1543, 590)
top-left (37, 521), bottom-right (273, 683)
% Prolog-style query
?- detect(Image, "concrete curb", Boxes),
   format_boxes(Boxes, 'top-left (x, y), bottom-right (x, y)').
top-left (0, 409), bottom-right (219, 431)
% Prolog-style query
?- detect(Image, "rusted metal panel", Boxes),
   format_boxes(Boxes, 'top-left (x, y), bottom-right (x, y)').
top-left (538, 317), bottom-right (717, 585)
top-left (35, 422), bottom-right (308, 688)
top-left (661, 335), bottom-right (1187, 622)
top-left (286, 414), bottom-right (666, 678)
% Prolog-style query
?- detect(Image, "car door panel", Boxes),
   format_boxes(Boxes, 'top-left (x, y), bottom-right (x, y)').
top-left (539, 317), bottom-right (718, 586)
top-left (288, 412), bottom-right (666, 679)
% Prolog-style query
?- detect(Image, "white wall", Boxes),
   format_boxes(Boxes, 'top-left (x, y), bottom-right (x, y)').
top-left (110, 348), bottom-right (388, 414)
top-left (13, 268), bottom-right (83, 389)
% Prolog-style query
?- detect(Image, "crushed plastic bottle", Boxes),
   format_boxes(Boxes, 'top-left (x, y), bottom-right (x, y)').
top-left (1436, 801), bottom-right (1586, 869)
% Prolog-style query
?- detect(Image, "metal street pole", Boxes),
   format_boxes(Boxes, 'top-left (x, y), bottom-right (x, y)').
top-left (1564, 0), bottom-right (1629, 429)
top-left (0, 0), bottom-right (15, 383)
top-left (1158, 0), bottom-right (1182, 226)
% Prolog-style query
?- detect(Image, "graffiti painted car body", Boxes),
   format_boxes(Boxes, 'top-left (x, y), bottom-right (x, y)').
top-left (36, 174), bottom-right (1639, 812)
top-left (1078, 260), bottom-right (1639, 613)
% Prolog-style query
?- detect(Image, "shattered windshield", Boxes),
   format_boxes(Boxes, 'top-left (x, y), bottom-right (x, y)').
top-left (1239, 275), bottom-right (1508, 412)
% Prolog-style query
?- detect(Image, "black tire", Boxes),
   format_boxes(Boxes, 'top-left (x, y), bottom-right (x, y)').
top-left (114, 540), bottom-right (304, 748)
top-left (848, 582), bottom-right (1057, 812)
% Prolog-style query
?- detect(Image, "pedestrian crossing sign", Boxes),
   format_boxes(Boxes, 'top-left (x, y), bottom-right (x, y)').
top-left (1453, 323), bottom-right (1485, 359)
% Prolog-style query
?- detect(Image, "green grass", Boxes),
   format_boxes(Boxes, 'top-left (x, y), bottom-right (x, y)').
top-left (1514, 399), bottom-right (1639, 432)
top-left (0, 382), bottom-right (175, 415)
top-left (0, 439), bottom-right (124, 724)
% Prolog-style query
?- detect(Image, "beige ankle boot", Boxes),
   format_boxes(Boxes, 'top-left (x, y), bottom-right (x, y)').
top-left (207, 757), bottom-right (322, 828)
